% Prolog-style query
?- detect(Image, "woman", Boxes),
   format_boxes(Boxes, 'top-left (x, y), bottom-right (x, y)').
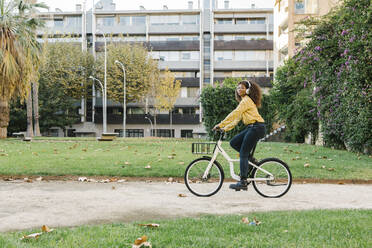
top-left (213, 80), bottom-right (266, 191)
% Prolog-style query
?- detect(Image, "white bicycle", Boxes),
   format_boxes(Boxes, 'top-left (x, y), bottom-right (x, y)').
top-left (184, 130), bottom-right (292, 197)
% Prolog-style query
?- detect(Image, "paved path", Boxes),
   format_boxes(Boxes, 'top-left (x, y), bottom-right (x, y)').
top-left (1, 181), bottom-right (371, 232)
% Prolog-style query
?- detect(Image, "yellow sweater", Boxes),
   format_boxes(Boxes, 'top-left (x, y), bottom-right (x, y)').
top-left (218, 96), bottom-right (264, 132)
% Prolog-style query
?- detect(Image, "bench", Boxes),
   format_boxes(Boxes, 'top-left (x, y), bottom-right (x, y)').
top-left (12, 132), bottom-right (32, 141)
top-left (97, 132), bottom-right (119, 141)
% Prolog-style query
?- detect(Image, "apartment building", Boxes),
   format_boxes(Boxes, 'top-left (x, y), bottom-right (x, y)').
top-left (37, 0), bottom-right (274, 138)
top-left (273, 0), bottom-right (339, 74)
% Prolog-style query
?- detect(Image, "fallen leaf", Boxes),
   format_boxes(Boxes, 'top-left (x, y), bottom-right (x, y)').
top-left (0, 153), bottom-right (8, 156)
top-left (171, 153), bottom-right (177, 156)
top-left (167, 156), bottom-right (174, 159)
top-left (41, 225), bottom-right (54, 233)
top-left (328, 168), bottom-right (335, 171)
top-left (242, 217), bottom-right (249, 224)
top-left (321, 165), bottom-right (326, 169)
top-left (109, 178), bottom-right (118, 182)
top-left (125, 162), bottom-right (130, 165)
top-left (138, 223), bottom-right (160, 228)
top-left (100, 179), bottom-right (110, 183)
top-left (112, 186), bottom-right (116, 190)
top-left (36, 177), bottom-right (43, 182)
top-left (328, 158), bottom-right (333, 161)
top-left (20, 232), bottom-right (42, 240)
top-left (78, 177), bottom-right (87, 182)
top-left (117, 179), bottom-right (127, 183)
top-left (24, 178), bottom-right (33, 183)
top-left (145, 165), bottom-right (151, 169)
top-left (87, 178), bottom-right (97, 183)
top-left (32, 152), bottom-right (38, 156)
top-left (338, 181), bottom-right (344, 185)
top-left (82, 148), bottom-right (87, 152)
top-left (178, 162), bottom-right (185, 165)
top-left (283, 230), bottom-right (289, 233)
top-left (4, 178), bottom-right (14, 181)
top-left (134, 235), bottom-right (148, 245)
top-left (167, 177), bottom-right (174, 182)
top-left (178, 193), bottom-right (187, 197)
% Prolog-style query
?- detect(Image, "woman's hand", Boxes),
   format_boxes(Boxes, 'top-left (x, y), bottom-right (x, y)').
top-left (212, 125), bottom-right (221, 131)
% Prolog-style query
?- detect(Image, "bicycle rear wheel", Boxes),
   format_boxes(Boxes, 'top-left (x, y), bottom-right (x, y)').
top-left (252, 158), bottom-right (292, 198)
top-left (184, 157), bottom-right (224, 197)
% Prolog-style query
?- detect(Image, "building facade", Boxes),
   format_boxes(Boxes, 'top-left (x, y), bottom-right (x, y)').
top-left (38, 0), bottom-right (274, 138)
top-left (273, 0), bottom-right (339, 74)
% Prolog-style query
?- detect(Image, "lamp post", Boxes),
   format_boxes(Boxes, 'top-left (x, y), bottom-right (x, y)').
top-left (89, 76), bottom-right (106, 133)
top-left (114, 60), bottom-right (126, 138)
top-left (144, 116), bottom-right (153, 137)
top-left (96, 29), bottom-right (107, 133)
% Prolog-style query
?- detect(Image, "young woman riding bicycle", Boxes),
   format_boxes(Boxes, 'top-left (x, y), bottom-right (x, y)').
top-left (213, 80), bottom-right (266, 191)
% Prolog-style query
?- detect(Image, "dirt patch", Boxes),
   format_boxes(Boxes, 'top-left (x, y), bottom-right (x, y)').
top-left (1, 175), bottom-right (371, 184)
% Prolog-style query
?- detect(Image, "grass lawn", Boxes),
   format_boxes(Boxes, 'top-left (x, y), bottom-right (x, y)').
top-left (0, 137), bottom-right (371, 180)
top-left (0, 209), bottom-right (370, 247)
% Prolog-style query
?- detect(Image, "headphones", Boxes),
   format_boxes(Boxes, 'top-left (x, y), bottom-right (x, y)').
top-left (242, 80), bottom-right (252, 95)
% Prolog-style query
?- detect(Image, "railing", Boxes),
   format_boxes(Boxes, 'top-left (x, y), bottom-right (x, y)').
top-left (94, 114), bottom-right (200, 125)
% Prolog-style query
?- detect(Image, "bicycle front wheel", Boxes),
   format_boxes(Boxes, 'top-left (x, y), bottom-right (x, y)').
top-left (252, 158), bottom-right (292, 198)
top-left (184, 157), bottom-right (224, 197)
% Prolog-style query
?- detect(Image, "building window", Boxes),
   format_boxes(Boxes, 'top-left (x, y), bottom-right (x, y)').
top-left (66, 16), bottom-right (81, 28)
top-left (216, 18), bottom-right (233, 24)
top-left (182, 15), bottom-right (199, 25)
top-left (97, 17), bottom-right (115, 27)
top-left (119, 16), bottom-right (130, 25)
top-left (54, 19), bottom-right (63, 27)
top-left (127, 107), bottom-right (145, 114)
top-left (115, 129), bottom-right (144, 137)
top-left (132, 16), bottom-right (146, 26)
top-left (152, 129), bottom-right (174, 137)
top-left (181, 130), bottom-right (193, 138)
top-left (236, 18), bottom-right (248, 24)
top-left (234, 51), bottom-right (267, 61)
top-left (187, 87), bottom-right (199, 97)
top-left (215, 51), bottom-right (233, 61)
top-left (248, 18), bottom-right (266, 24)
top-left (150, 15), bottom-right (180, 25)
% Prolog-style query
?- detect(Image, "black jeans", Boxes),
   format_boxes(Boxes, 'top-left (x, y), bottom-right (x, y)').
top-left (229, 123), bottom-right (266, 178)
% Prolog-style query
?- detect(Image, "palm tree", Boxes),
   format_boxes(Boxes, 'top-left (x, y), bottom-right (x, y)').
top-left (0, 0), bottom-right (47, 138)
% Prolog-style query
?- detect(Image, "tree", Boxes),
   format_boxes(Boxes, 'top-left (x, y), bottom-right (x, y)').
top-left (0, 0), bottom-right (47, 138)
top-left (154, 68), bottom-right (181, 136)
top-left (273, 0), bottom-right (371, 153)
top-left (103, 42), bottom-right (159, 104)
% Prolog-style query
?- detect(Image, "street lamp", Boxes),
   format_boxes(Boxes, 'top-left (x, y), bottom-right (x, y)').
top-left (96, 29), bottom-right (107, 133)
top-left (144, 116), bottom-right (153, 137)
top-left (89, 76), bottom-right (106, 133)
top-left (114, 60), bottom-right (126, 138)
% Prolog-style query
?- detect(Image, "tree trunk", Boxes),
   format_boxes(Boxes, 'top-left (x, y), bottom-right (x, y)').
top-left (0, 97), bottom-right (9, 139)
top-left (26, 85), bottom-right (34, 137)
top-left (170, 110), bottom-right (173, 138)
top-left (32, 82), bottom-right (41, 136)
top-left (154, 112), bottom-right (157, 137)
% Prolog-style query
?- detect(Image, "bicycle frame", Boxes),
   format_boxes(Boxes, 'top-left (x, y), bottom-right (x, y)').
top-left (202, 138), bottom-right (274, 182)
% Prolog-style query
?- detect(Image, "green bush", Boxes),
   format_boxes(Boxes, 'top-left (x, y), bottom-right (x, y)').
top-left (273, 0), bottom-right (371, 153)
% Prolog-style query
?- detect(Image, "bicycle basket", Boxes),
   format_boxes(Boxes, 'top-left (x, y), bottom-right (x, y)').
top-left (192, 142), bottom-right (217, 154)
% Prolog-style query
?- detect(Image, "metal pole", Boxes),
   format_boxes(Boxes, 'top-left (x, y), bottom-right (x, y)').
top-left (103, 32), bottom-right (107, 133)
top-left (89, 76), bottom-right (104, 134)
top-left (115, 60), bottom-right (126, 138)
top-left (97, 29), bottom-right (107, 133)
top-left (145, 116), bottom-right (153, 137)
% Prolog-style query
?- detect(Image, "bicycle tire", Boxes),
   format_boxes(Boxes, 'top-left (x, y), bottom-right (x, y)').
top-left (184, 157), bottom-right (224, 197)
top-left (252, 158), bottom-right (292, 198)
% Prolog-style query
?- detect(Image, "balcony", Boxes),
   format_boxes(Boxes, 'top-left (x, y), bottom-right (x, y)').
top-left (214, 24), bottom-right (273, 34)
top-left (214, 60), bottom-right (273, 71)
top-left (94, 114), bottom-right (200, 125)
top-left (148, 24), bottom-right (199, 34)
top-left (37, 25), bottom-right (82, 36)
top-left (96, 25), bottom-right (146, 35)
top-left (95, 40), bottom-right (199, 52)
top-left (214, 40), bottom-right (273, 50)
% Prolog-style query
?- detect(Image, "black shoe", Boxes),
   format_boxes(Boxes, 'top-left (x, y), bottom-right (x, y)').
top-left (229, 179), bottom-right (248, 191)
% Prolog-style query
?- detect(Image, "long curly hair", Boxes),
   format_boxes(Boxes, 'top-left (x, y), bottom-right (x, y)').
top-left (235, 80), bottom-right (262, 108)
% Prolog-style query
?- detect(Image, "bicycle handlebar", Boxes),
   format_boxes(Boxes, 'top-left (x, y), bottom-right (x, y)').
top-left (213, 128), bottom-right (225, 141)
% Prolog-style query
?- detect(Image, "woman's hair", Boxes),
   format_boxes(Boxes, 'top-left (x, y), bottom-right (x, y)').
top-left (235, 80), bottom-right (262, 108)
